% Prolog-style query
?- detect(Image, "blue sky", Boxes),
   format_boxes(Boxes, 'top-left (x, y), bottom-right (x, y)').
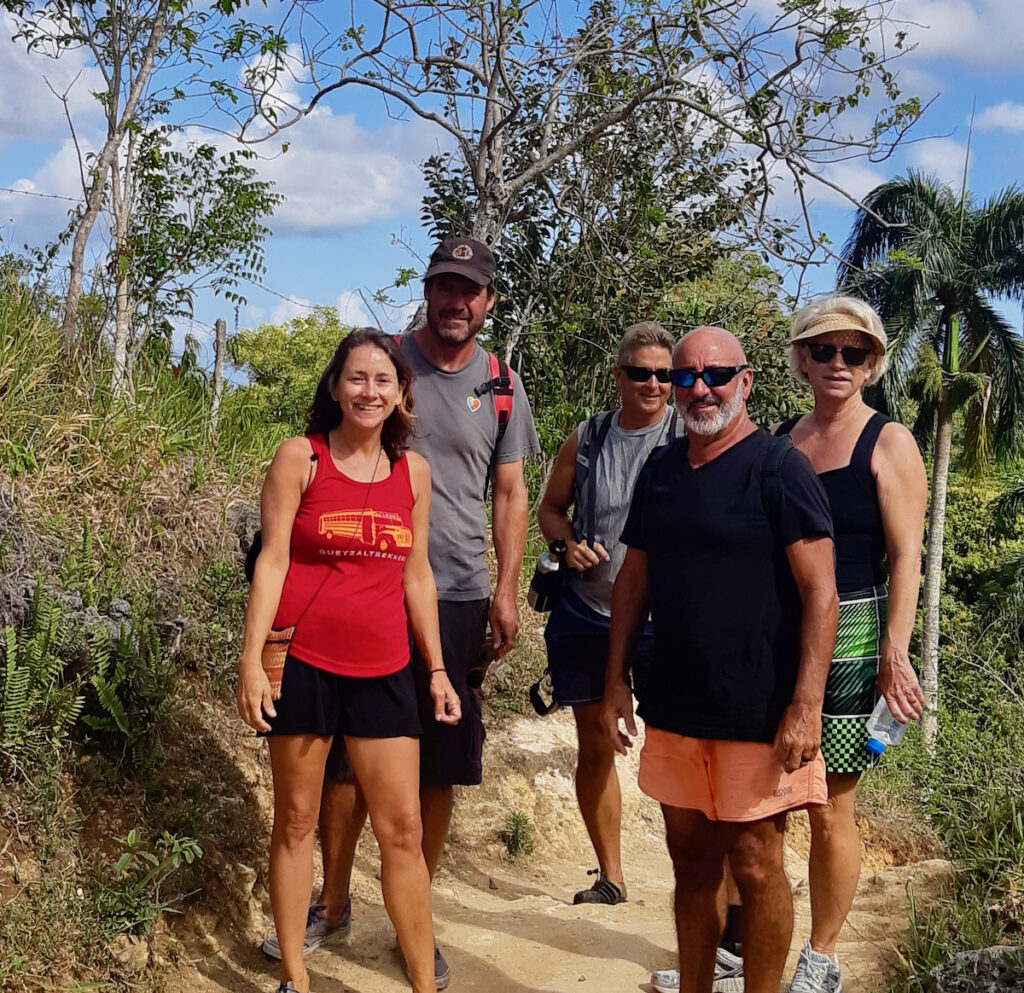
top-left (2, 0), bottom-right (1023, 364)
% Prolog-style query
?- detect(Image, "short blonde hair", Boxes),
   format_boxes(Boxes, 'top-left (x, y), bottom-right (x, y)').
top-left (787, 295), bottom-right (889, 387)
top-left (617, 321), bottom-right (675, 366)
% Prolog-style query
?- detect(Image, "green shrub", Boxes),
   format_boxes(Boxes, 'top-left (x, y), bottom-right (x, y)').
top-left (93, 828), bottom-right (203, 936)
top-left (873, 473), bottom-right (1024, 986)
top-left (498, 810), bottom-right (535, 861)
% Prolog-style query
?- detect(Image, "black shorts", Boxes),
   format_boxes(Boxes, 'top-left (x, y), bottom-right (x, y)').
top-left (325, 599), bottom-right (489, 787)
top-left (544, 588), bottom-right (655, 707)
top-left (415, 598), bottom-right (489, 788)
top-left (263, 654), bottom-right (421, 741)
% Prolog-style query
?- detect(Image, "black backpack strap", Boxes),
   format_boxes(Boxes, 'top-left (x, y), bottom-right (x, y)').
top-left (667, 407), bottom-right (679, 440)
top-left (585, 411), bottom-right (615, 547)
top-left (775, 415), bottom-right (801, 437)
top-left (760, 434), bottom-right (793, 539)
top-left (244, 442), bottom-right (319, 584)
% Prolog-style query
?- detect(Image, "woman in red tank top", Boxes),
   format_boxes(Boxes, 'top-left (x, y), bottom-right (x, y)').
top-left (237, 329), bottom-right (460, 993)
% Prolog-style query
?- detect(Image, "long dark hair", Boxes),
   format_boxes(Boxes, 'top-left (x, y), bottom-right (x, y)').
top-left (306, 328), bottom-right (416, 463)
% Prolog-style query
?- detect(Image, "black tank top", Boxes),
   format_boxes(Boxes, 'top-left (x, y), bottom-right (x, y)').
top-left (777, 412), bottom-right (889, 593)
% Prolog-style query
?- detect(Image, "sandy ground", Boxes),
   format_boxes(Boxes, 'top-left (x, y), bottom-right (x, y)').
top-left (164, 709), bottom-right (952, 993)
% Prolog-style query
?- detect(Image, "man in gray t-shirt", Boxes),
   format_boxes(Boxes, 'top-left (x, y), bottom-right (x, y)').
top-left (264, 236), bottom-right (538, 989)
top-left (400, 328), bottom-right (539, 602)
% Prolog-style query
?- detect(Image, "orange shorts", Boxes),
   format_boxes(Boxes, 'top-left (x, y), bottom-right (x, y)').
top-left (639, 727), bottom-right (827, 822)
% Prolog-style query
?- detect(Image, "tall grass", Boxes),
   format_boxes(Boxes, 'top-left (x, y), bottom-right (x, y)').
top-left (0, 279), bottom-right (274, 607)
top-left (0, 275), bottom-right (280, 987)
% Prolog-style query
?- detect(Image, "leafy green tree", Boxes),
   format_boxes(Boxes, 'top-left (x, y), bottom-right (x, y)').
top-left (840, 170), bottom-right (1024, 747)
top-left (237, 0), bottom-right (920, 264)
top-left (111, 124), bottom-right (282, 394)
top-left (228, 307), bottom-right (349, 433)
top-left (1, 0), bottom-right (286, 355)
top-left (416, 96), bottom-right (801, 453)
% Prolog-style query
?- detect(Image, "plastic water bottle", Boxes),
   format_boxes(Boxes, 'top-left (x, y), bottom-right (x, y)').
top-left (865, 697), bottom-right (909, 755)
top-left (528, 540), bottom-right (566, 612)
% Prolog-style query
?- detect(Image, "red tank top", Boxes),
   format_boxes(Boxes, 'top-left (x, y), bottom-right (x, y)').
top-left (273, 434), bottom-right (414, 677)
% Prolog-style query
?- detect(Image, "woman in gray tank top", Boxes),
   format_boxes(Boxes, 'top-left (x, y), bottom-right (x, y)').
top-left (537, 321), bottom-right (681, 906)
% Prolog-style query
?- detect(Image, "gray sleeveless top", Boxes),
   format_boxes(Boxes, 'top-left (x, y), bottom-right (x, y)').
top-left (569, 406), bottom-right (682, 616)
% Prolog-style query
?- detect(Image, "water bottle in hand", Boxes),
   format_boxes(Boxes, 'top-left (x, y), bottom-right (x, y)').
top-left (865, 696), bottom-right (909, 756)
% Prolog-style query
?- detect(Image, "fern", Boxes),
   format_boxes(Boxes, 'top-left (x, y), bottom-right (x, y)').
top-left (0, 588), bottom-right (84, 784)
top-left (59, 516), bottom-right (104, 608)
top-left (81, 613), bottom-right (179, 774)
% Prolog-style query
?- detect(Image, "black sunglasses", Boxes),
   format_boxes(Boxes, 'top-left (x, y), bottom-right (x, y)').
top-left (806, 343), bottom-right (871, 367)
top-left (668, 365), bottom-right (748, 388)
top-left (620, 365), bottom-right (672, 383)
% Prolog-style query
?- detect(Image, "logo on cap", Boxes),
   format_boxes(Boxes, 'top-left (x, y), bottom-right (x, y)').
top-left (452, 244), bottom-right (474, 260)
top-left (466, 396), bottom-right (482, 413)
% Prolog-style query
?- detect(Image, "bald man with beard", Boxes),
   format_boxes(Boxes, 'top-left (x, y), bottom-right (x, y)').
top-left (602, 327), bottom-right (839, 993)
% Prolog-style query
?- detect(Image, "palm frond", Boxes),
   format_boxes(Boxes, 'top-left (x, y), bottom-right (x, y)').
top-left (992, 482), bottom-right (1024, 519)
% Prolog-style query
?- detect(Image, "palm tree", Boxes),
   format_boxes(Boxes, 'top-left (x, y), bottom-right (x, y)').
top-left (840, 170), bottom-right (1024, 750)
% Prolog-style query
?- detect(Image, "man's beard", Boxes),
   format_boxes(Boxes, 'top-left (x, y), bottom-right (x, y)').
top-left (429, 309), bottom-right (483, 346)
top-left (432, 322), bottom-right (477, 346)
top-left (682, 387), bottom-right (744, 436)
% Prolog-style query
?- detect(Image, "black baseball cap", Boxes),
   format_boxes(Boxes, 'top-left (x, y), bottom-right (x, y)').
top-left (424, 236), bottom-right (496, 286)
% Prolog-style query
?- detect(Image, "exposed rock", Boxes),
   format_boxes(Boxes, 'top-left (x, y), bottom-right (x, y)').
top-left (110, 933), bottom-right (149, 971)
top-left (926, 945), bottom-right (1024, 993)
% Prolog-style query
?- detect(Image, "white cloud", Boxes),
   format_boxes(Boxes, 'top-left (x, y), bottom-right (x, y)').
top-left (336, 290), bottom-right (374, 328)
top-left (255, 110), bottom-right (444, 236)
top-left (767, 159), bottom-right (887, 216)
top-left (896, 0), bottom-right (1024, 68)
top-left (0, 11), bottom-right (105, 146)
top-left (0, 134), bottom-right (106, 251)
top-left (976, 101), bottom-right (1024, 134)
top-left (269, 295), bottom-right (313, 324)
top-left (905, 136), bottom-right (968, 187)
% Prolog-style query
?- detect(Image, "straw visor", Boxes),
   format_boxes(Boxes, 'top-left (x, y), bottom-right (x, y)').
top-left (789, 312), bottom-right (887, 355)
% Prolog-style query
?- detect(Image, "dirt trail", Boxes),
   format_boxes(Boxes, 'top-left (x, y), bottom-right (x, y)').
top-left (169, 710), bottom-right (951, 993)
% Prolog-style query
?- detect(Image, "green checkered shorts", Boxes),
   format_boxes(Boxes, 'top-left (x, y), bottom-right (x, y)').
top-left (822, 585), bottom-right (887, 774)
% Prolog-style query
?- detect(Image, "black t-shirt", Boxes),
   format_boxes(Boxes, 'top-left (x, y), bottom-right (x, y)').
top-left (622, 429), bottom-right (833, 743)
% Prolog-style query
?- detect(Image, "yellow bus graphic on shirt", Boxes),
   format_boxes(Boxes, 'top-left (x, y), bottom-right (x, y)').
top-left (319, 509), bottom-right (413, 551)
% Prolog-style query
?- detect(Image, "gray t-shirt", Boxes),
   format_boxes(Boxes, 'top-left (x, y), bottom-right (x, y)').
top-left (401, 332), bottom-right (540, 600)
top-left (568, 406), bottom-right (681, 616)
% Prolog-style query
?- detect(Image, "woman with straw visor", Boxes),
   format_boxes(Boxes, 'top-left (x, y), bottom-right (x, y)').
top-left (775, 297), bottom-right (928, 993)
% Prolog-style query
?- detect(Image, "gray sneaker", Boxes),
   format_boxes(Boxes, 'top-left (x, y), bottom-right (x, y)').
top-left (652, 947), bottom-right (744, 992)
top-left (434, 945), bottom-right (452, 991)
top-left (787, 940), bottom-right (843, 993)
top-left (261, 903), bottom-right (352, 960)
top-left (402, 944), bottom-right (451, 991)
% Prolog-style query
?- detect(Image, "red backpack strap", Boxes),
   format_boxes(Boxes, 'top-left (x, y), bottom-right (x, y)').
top-left (474, 352), bottom-right (514, 441)
top-left (485, 352), bottom-right (514, 445)
top-left (473, 349), bottom-right (516, 499)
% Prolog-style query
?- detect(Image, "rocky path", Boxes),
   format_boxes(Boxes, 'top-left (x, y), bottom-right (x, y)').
top-left (168, 711), bottom-right (951, 993)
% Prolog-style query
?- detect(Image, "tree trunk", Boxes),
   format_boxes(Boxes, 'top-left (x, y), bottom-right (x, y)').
top-left (62, 148), bottom-right (119, 355)
top-left (112, 264), bottom-right (131, 395)
top-left (111, 151), bottom-right (131, 397)
top-left (59, 2), bottom-right (170, 354)
top-left (210, 317), bottom-right (226, 437)
top-left (920, 383), bottom-right (953, 752)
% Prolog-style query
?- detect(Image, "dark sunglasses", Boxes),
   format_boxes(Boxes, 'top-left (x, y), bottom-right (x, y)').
top-left (620, 365), bottom-right (672, 383)
top-left (668, 365), bottom-right (748, 388)
top-left (806, 343), bottom-right (871, 367)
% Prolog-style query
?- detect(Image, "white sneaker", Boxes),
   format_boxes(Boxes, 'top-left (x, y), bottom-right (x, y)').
top-left (787, 940), bottom-right (843, 993)
top-left (652, 947), bottom-right (744, 992)
top-left (261, 903), bottom-right (352, 960)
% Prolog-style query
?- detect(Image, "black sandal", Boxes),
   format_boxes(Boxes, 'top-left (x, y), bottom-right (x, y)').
top-left (572, 868), bottom-right (627, 905)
